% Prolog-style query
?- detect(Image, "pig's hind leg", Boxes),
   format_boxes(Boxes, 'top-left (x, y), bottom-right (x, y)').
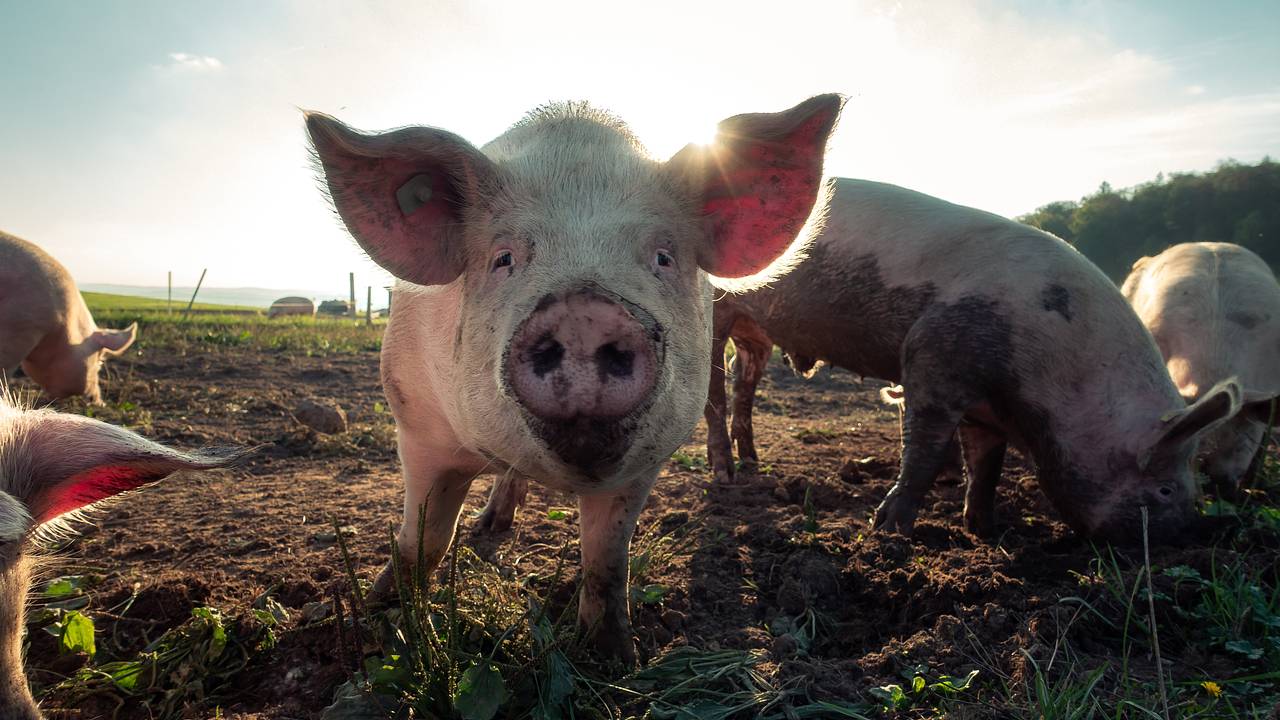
top-left (729, 321), bottom-right (772, 469)
top-left (958, 422), bottom-right (1007, 537)
top-left (472, 472), bottom-right (529, 535)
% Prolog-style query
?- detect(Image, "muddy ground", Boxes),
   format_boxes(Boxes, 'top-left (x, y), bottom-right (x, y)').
top-left (18, 344), bottom-right (1278, 718)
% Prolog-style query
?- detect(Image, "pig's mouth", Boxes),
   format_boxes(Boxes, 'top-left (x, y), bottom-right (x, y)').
top-left (527, 413), bottom-right (644, 478)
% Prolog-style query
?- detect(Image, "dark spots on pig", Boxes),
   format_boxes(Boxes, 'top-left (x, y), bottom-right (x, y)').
top-left (534, 293), bottom-right (558, 314)
top-left (728, 253), bottom-right (936, 384)
top-left (903, 296), bottom-right (1016, 403)
top-left (1227, 310), bottom-right (1265, 329)
top-left (1041, 284), bottom-right (1073, 322)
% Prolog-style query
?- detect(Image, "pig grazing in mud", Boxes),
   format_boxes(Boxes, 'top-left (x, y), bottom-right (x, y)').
top-left (0, 232), bottom-right (137, 404)
top-left (307, 95), bottom-right (842, 661)
top-left (1122, 242), bottom-right (1280, 497)
top-left (704, 178), bottom-right (1243, 542)
top-left (0, 391), bottom-right (243, 717)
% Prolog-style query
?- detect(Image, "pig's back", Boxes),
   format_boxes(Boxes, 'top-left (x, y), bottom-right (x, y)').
top-left (0, 232), bottom-right (72, 332)
top-left (1127, 242), bottom-right (1280, 398)
top-left (730, 178), bottom-right (1150, 388)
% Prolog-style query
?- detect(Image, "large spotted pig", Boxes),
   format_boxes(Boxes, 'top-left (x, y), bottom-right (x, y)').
top-left (0, 391), bottom-right (243, 717)
top-left (706, 178), bottom-right (1240, 541)
top-left (0, 232), bottom-right (137, 404)
top-left (1122, 242), bottom-right (1280, 497)
top-left (306, 96), bottom-right (842, 662)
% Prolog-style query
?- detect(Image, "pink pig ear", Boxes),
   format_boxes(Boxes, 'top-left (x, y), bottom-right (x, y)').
top-left (667, 94), bottom-right (844, 279)
top-left (91, 322), bottom-right (137, 356)
top-left (10, 408), bottom-right (247, 526)
top-left (306, 112), bottom-right (503, 286)
top-left (1139, 378), bottom-right (1244, 471)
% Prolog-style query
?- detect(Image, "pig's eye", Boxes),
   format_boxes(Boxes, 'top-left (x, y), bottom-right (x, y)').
top-left (491, 250), bottom-right (515, 273)
top-left (654, 250), bottom-right (674, 269)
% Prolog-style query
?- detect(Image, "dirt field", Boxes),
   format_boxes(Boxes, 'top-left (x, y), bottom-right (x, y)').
top-left (18, 343), bottom-right (1280, 718)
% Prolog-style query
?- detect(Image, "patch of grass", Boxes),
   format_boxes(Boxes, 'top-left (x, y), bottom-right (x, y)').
top-left (40, 591), bottom-right (284, 718)
top-left (93, 310), bottom-right (384, 356)
top-left (325, 515), bottom-right (871, 719)
top-left (82, 291), bottom-right (258, 313)
top-left (670, 450), bottom-right (708, 472)
top-left (868, 665), bottom-right (980, 713)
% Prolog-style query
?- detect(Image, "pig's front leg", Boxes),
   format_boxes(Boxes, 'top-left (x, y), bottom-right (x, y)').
top-left (577, 475), bottom-right (655, 666)
top-left (371, 432), bottom-right (482, 598)
top-left (705, 321), bottom-right (736, 484)
top-left (472, 473), bottom-right (529, 535)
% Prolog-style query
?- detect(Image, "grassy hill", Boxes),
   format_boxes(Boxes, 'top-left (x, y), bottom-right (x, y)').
top-left (82, 291), bottom-right (259, 314)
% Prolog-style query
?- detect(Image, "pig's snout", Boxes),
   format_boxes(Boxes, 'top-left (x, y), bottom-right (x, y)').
top-left (508, 291), bottom-right (660, 471)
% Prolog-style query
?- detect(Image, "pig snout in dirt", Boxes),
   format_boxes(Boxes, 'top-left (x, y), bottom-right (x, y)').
top-left (1122, 242), bottom-right (1280, 499)
top-left (307, 93), bottom-right (844, 664)
top-left (0, 390), bottom-right (247, 718)
top-left (0, 231), bottom-right (137, 405)
top-left (507, 289), bottom-right (661, 472)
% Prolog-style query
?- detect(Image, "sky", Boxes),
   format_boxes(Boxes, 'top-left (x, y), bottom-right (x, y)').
top-left (1, 0), bottom-right (1277, 291)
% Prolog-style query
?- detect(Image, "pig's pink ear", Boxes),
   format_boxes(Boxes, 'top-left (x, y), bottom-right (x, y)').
top-left (667, 94), bottom-right (844, 279)
top-left (11, 410), bottom-right (247, 526)
top-left (92, 323), bottom-right (137, 356)
top-left (306, 112), bottom-right (502, 286)
top-left (1140, 378), bottom-right (1243, 470)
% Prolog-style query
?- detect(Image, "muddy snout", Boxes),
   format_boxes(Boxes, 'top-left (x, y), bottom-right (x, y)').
top-left (507, 290), bottom-right (661, 472)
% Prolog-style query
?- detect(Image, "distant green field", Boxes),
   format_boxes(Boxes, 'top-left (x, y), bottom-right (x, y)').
top-left (81, 292), bottom-right (385, 355)
top-left (82, 291), bottom-right (259, 313)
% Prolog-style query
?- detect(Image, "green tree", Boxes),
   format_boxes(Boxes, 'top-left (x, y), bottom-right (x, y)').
top-left (1017, 159), bottom-right (1280, 282)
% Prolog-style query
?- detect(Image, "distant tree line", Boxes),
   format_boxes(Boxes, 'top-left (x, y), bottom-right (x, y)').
top-left (1018, 158), bottom-right (1280, 282)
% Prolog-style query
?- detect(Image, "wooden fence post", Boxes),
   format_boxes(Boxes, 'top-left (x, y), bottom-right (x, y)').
top-left (349, 272), bottom-right (356, 321)
top-left (183, 269), bottom-right (207, 320)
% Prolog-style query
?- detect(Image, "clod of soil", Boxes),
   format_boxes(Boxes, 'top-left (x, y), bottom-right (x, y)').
top-left (294, 398), bottom-right (348, 434)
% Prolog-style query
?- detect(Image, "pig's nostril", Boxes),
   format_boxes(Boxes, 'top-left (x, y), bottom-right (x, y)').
top-left (528, 335), bottom-right (565, 377)
top-left (595, 342), bottom-right (635, 379)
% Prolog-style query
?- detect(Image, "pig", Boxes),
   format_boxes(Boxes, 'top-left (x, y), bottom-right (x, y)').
top-left (306, 95), bottom-right (843, 662)
top-left (0, 232), bottom-right (138, 405)
top-left (0, 389), bottom-right (243, 717)
top-left (700, 178), bottom-right (1242, 541)
top-left (1122, 242), bottom-right (1280, 497)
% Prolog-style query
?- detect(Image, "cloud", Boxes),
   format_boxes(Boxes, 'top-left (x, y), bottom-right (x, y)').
top-left (166, 52), bottom-right (222, 71)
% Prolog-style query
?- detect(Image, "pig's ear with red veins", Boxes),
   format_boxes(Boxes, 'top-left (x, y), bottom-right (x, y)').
top-left (306, 112), bottom-right (501, 286)
top-left (12, 411), bottom-right (247, 527)
top-left (92, 322), bottom-right (137, 356)
top-left (667, 94), bottom-right (844, 278)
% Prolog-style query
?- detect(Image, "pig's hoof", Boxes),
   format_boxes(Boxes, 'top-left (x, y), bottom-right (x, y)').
top-left (872, 497), bottom-right (917, 536)
top-left (711, 464), bottom-right (735, 485)
top-left (963, 512), bottom-right (994, 539)
top-left (587, 626), bottom-right (637, 670)
top-left (471, 504), bottom-right (516, 536)
top-left (366, 561), bottom-right (410, 606)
